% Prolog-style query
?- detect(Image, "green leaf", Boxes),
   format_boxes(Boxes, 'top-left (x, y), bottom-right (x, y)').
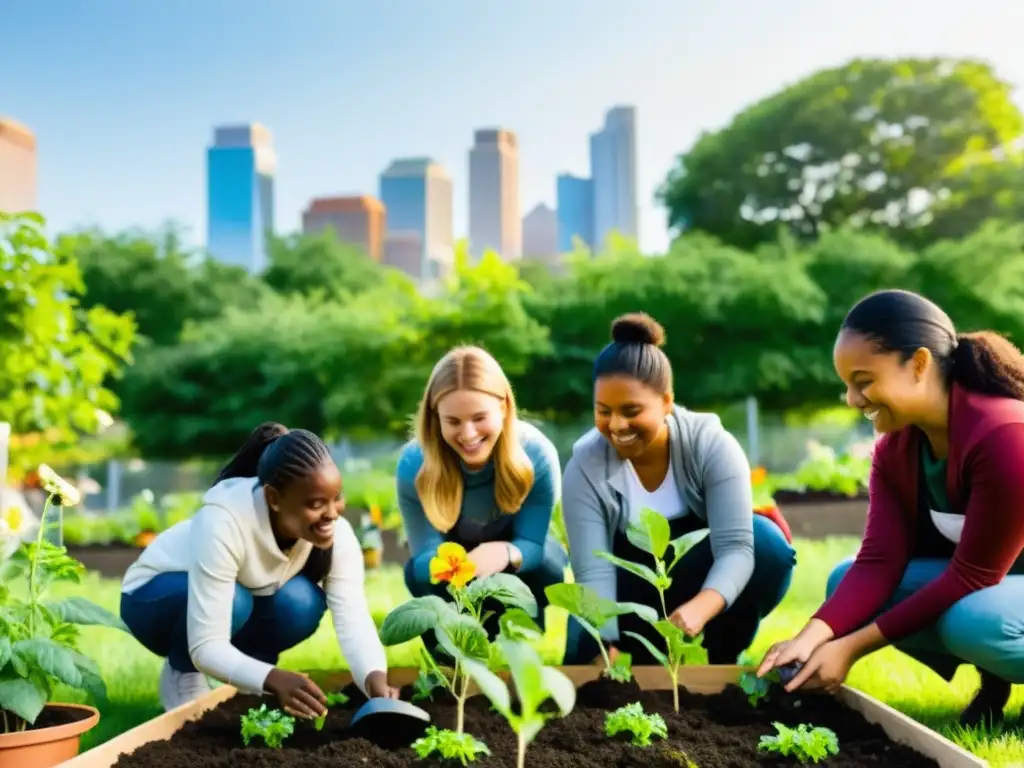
top-left (539, 666), bottom-right (576, 717)
top-left (623, 631), bottom-right (668, 666)
top-left (463, 573), bottom-right (538, 616)
top-left (13, 639), bottom-right (82, 689)
top-left (594, 552), bottom-right (660, 586)
top-left (378, 595), bottom-right (453, 646)
top-left (0, 674), bottom-right (47, 723)
top-left (498, 607), bottom-right (543, 641)
top-left (498, 637), bottom-right (547, 716)
top-left (666, 529), bottom-right (710, 572)
top-left (545, 583), bottom-right (660, 633)
top-left (461, 657), bottom-right (511, 717)
top-left (67, 649), bottom-right (107, 702)
top-left (436, 613), bottom-right (490, 662)
top-left (631, 508), bottom-right (671, 560)
top-left (0, 636), bottom-right (11, 672)
top-left (45, 597), bottom-right (129, 632)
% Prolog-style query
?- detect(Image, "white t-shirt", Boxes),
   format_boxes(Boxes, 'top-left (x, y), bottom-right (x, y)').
top-left (626, 461), bottom-right (687, 520)
top-left (122, 476), bottom-right (387, 696)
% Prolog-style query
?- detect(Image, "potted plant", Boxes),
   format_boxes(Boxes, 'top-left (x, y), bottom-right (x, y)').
top-left (0, 464), bottom-right (130, 768)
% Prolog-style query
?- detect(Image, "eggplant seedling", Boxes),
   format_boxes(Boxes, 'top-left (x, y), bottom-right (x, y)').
top-left (239, 704), bottom-right (295, 748)
top-left (605, 701), bottom-right (667, 746)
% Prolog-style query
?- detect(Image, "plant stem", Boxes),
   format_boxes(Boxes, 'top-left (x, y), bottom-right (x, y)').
top-left (27, 496), bottom-right (52, 636)
top-left (672, 663), bottom-right (680, 712)
top-left (658, 587), bottom-right (668, 621)
top-left (2, 709), bottom-right (9, 734)
top-left (455, 668), bottom-right (470, 734)
top-left (517, 731), bottom-right (526, 768)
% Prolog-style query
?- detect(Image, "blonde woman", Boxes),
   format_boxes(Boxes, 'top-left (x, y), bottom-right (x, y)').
top-left (396, 346), bottom-right (567, 640)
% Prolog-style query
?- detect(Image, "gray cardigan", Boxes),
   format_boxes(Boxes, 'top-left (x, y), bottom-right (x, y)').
top-left (562, 405), bottom-right (755, 641)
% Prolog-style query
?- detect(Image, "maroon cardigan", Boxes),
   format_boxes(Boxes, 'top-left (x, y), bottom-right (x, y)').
top-left (814, 383), bottom-right (1024, 642)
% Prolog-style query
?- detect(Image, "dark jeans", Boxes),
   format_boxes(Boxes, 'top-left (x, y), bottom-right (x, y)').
top-left (564, 513), bottom-right (796, 665)
top-left (404, 536), bottom-right (569, 656)
top-left (120, 572), bottom-right (328, 673)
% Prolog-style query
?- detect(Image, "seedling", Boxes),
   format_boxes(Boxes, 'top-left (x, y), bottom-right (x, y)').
top-left (240, 704), bottom-right (295, 748)
top-left (596, 508), bottom-right (707, 711)
top-left (545, 582), bottom-right (656, 682)
top-left (738, 653), bottom-right (803, 707)
top-left (605, 701), bottom-right (667, 746)
top-left (411, 725), bottom-right (490, 765)
top-left (379, 542), bottom-right (538, 734)
top-left (463, 636), bottom-right (576, 768)
top-left (758, 722), bottom-right (839, 764)
top-left (410, 653), bottom-right (446, 703)
top-left (312, 690), bottom-right (350, 731)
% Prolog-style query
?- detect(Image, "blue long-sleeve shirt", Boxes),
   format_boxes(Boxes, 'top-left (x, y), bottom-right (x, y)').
top-left (396, 420), bottom-right (561, 585)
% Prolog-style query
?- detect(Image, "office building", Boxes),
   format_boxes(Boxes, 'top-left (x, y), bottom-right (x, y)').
top-left (522, 203), bottom-right (558, 259)
top-left (468, 128), bottom-right (520, 260)
top-left (0, 119), bottom-right (37, 213)
top-left (589, 105), bottom-right (638, 249)
top-left (302, 195), bottom-right (385, 261)
top-left (556, 173), bottom-right (594, 252)
top-left (206, 123), bottom-right (276, 273)
top-left (383, 232), bottom-right (424, 280)
top-left (379, 157), bottom-right (453, 281)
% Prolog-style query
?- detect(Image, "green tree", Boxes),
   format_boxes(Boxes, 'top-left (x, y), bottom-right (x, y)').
top-left (0, 213), bottom-right (136, 445)
top-left (262, 229), bottom-right (386, 299)
top-left (660, 57), bottom-right (1024, 250)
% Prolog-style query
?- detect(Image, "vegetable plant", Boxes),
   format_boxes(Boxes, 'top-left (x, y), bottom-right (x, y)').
top-left (412, 724), bottom-right (490, 765)
top-left (240, 703), bottom-right (295, 748)
top-left (463, 636), bottom-right (576, 768)
top-left (595, 508), bottom-right (707, 711)
top-left (738, 652), bottom-right (803, 707)
top-left (758, 722), bottom-right (840, 764)
top-left (0, 465), bottom-right (129, 733)
top-left (312, 690), bottom-right (349, 731)
top-left (545, 582), bottom-right (655, 682)
top-left (378, 542), bottom-right (538, 734)
top-left (605, 701), bottom-right (667, 746)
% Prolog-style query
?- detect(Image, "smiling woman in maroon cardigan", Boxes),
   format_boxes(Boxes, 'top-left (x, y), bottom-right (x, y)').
top-left (758, 289), bottom-right (1024, 728)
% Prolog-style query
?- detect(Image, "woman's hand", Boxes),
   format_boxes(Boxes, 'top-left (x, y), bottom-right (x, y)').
top-left (265, 669), bottom-right (328, 719)
top-left (757, 619), bottom-right (835, 680)
top-left (364, 670), bottom-right (401, 699)
top-left (591, 645), bottom-right (620, 666)
top-left (466, 541), bottom-right (510, 579)
top-left (669, 590), bottom-right (726, 637)
top-left (784, 639), bottom-right (856, 694)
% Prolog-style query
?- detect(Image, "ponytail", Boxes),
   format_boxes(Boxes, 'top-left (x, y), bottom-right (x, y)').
top-left (215, 422), bottom-right (289, 484)
top-left (950, 332), bottom-right (1024, 401)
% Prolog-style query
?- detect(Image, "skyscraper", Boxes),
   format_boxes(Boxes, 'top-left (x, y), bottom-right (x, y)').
top-left (206, 123), bottom-right (276, 273)
top-left (522, 202), bottom-right (558, 259)
top-left (556, 173), bottom-right (594, 252)
top-left (379, 158), bottom-right (453, 281)
top-left (468, 128), bottom-right (520, 260)
top-left (302, 195), bottom-right (386, 261)
top-left (589, 105), bottom-right (638, 249)
top-left (0, 119), bottom-right (37, 213)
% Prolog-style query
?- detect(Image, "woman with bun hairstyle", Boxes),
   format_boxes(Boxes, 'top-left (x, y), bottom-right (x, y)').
top-left (759, 289), bottom-right (1024, 728)
top-left (562, 313), bottom-right (796, 666)
top-left (121, 423), bottom-right (397, 717)
top-left (397, 346), bottom-right (568, 641)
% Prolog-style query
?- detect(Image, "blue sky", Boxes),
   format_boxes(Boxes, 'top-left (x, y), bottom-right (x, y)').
top-left (2, 0), bottom-right (1022, 253)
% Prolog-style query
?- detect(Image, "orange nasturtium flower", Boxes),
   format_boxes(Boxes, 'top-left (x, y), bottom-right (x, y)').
top-left (429, 542), bottom-right (476, 588)
top-left (751, 466), bottom-right (768, 485)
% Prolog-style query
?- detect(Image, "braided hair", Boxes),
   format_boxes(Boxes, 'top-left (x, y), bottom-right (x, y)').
top-left (217, 422), bottom-right (336, 583)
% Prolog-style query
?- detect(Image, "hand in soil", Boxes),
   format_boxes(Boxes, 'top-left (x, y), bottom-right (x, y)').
top-left (265, 669), bottom-right (328, 719)
top-left (364, 670), bottom-right (401, 700)
top-left (757, 620), bottom-right (833, 680)
top-left (784, 639), bottom-right (855, 694)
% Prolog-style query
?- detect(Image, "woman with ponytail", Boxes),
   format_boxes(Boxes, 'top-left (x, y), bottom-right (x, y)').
top-left (397, 346), bottom-right (568, 644)
top-left (759, 289), bottom-right (1024, 728)
top-left (120, 423), bottom-right (397, 717)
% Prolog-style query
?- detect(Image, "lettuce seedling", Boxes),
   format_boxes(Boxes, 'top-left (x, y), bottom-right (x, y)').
top-left (605, 701), bottom-right (667, 746)
top-left (312, 690), bottom-right (350, 731)
top-left (412, 724), bottom-right (490, 765)
top-left (463, 637), bottom-right (576, 768)
top-left (758, 722), bottom-right (839, 764)
top-left (240, 704), bottom-right (295, 748)
top-left (379, 554), bottom-right (538, 734)
top-left (545, 582), bottom-right (656, 682)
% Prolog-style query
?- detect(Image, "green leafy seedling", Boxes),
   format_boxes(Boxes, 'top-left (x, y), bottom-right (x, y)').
top-left (412, 724), bottom-right (491, 765)
top-left (605, 701), bottom-right (667, 746)
top-left (463, 637), bottom-right (576, 768)
top-left (312, 690), bottom-right (350, 731)
top-left (758, 722), bottom-right (839, 764)
top-left (545, 582), bottom-right (656, 682)
top-left (411, 654), bottom-right (447, 703)
top-left (240, 704), bottom-right (295, 748)
top-left (738, 650), bottom-right (778, 707)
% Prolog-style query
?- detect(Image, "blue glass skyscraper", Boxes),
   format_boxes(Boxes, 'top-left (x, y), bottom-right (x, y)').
top-left (206, 124), bottom-right (276, 273)
top-left (379, 158), bottom-right (452, 281)
top-left (556, 173), bottom-right (594, 252)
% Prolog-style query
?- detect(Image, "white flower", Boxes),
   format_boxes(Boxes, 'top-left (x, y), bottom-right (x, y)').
top-left (37, 464), bottom-right (82, 507)
top-left (140, 489), bottom-right (155, 504)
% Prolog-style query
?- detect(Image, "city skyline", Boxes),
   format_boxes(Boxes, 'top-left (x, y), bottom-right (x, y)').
top-left (2, 1), bottom-right (1021, 254)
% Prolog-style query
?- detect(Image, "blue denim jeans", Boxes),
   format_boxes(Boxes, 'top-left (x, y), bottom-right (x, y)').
top-left (120, 572), bottom-right (327, 673)
top-left (564, 513), bottom-right (797, 665)
top-left (827, 557), bottom-right (1024, 683)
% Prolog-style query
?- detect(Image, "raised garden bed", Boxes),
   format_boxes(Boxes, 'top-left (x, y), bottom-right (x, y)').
top-left (65, 545), bottom-right (142, 579)
top-left (774, 496), bottom-right (868, 539)
top-left (61, 666), bottom-right (984, 768)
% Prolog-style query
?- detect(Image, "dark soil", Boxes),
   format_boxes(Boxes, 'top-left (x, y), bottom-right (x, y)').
top-left (13, 705), bottom-right (91, 731)
top-left (774, 489), bottom-right (868, 505)
top-left (110, 679), bottom-right (941, 768)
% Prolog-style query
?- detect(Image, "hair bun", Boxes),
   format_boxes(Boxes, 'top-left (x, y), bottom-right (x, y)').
top-left (611, 312), bottom-right (666, 347)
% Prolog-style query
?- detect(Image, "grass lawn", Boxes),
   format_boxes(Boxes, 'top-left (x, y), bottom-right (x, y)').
top-left (52, 536), bottom-right (1023, 765)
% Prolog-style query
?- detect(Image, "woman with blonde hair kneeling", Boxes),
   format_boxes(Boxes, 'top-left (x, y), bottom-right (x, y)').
top-left (397, 346), bottom-right (568, 645)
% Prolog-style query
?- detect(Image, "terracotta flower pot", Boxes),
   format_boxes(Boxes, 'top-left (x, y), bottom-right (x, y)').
top-left (0, 703), bottom-right (100, 768)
